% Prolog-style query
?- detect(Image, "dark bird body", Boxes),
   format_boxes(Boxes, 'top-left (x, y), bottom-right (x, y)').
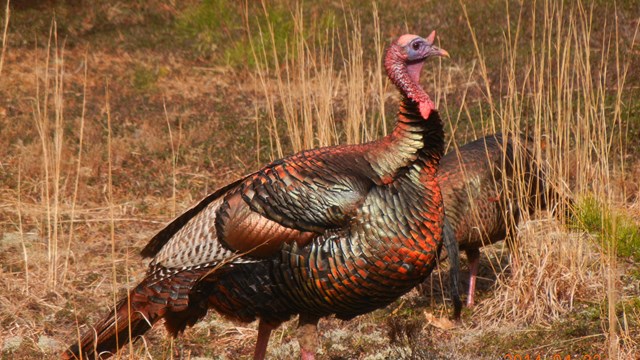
top-left (437, 133), bottom-right (548, 317)
top-left (63, 32), bottom-right (449, 359)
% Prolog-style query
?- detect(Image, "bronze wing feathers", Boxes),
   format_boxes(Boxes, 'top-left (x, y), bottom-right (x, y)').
top-left (144, 146), bottom-right (377, 268)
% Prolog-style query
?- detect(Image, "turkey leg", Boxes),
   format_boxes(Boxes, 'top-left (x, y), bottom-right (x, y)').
top-left (254, 320), bottom-right (276, 360)
top-left (297, 313), bottom-right (320, 360)
top-left (466, 247), bottom-right (481, 308)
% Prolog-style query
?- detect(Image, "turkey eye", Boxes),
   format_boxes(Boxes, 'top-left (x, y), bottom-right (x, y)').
top-left (412, 42), bottom-right (421, 51)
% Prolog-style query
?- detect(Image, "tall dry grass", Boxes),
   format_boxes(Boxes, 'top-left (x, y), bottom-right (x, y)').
top-left (460, 1), bottom-right (638, 357)
top-left (249, 3), bottom-right (341, 155)
top-left (249, 1), bottom-right (390, 156)
top-left (32, 20), bottom-right (68, 289)
top-left (0, 0), bottom-right (9, 78)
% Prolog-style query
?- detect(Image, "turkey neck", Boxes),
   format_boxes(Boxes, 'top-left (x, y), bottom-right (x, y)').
top-left (366, 45), bottom-right (444, 184)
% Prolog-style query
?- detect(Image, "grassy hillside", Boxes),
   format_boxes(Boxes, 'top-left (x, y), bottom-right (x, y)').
top-left (0, 0), bottom-right (638, 359)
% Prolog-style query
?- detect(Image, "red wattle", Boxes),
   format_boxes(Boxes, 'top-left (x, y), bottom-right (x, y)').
top-left (419, 101), bottom-right (432, 119)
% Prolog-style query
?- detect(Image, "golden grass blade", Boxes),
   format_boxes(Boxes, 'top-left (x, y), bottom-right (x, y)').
top-left (61, 52), bottom-right (88, 285)
top-left (0, 0), bottom-right (9, 79)
top-left (164, 99), bottom-right (177, 218)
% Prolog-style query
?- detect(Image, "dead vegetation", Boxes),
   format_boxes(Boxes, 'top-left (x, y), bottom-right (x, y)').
top-left (1, 0), bottom-right (639, 359)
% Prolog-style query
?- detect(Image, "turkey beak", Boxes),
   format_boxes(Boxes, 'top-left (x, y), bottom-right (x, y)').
top-left (431, 46), bottom-right (450, 58)
top-left (425, 30), bottom-right (449, 59)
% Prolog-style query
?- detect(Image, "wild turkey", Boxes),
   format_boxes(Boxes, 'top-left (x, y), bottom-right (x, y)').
top-left (62, 31), bottom-right (449, 360)
top-left (436, 133), bottom-right (550, 318)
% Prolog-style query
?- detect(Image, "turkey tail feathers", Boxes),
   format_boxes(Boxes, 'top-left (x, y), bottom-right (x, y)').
top-left (63, 267), bottom-right (207, 359)
top-left (62, 295), bottom-right (155, 360)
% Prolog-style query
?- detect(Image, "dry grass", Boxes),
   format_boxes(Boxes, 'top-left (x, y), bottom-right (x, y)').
top-left (453, 2), bottom-right (639, 357)
top-left (249, 1), bottom-right (393, 154)
top-left (0, 0), bottom-right (9, 78)
top-left (476, 219), bottom-right (603, 325)
top-left (0, 0), bottom-right (639, 359)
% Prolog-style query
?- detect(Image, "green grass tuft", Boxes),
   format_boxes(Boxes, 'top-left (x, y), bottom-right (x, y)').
top-left (175, 0), bottom-right (238, 59)
top-left (574, 196), bottom-right (640, 262)
top-left (132, 65), bottom-right (164, 92)
top-left (175, 1), bottom-right (297, 67)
